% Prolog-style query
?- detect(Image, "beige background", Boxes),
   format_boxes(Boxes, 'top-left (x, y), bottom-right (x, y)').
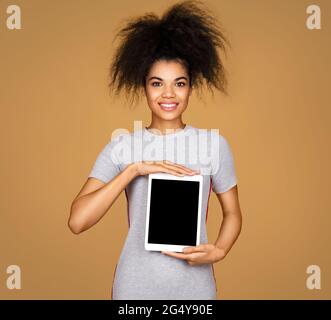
top-left (0, 0), bottom-right (330, 299)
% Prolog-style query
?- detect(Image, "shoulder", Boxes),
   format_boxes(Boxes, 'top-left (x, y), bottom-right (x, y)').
top-left (108, 129), bottom-right (133, 146)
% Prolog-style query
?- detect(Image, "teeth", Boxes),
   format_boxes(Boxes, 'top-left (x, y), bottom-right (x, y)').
top-left (160, 103), bottom-right (177, 107)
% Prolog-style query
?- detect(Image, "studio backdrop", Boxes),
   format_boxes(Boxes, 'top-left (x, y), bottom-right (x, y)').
top-left (0, 0), bottom-right (330, 299)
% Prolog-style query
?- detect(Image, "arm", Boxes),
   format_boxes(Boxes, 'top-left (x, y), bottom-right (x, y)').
top-left (213, 185), bottom-right (242, 260)
top-left (162, 136), bottom-right (242, 264)
top-left (68, 159), bottom-right (197, 235)
top-left (162, 185), bottom-right (242, 265)
top-left (68, 163), bottom-right (138, 234)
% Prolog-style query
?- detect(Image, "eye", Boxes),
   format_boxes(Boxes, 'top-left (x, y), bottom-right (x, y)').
top-left (176, 82), bottom-right (186, 87)
top-left (151, 81), bottom-right (162, 87)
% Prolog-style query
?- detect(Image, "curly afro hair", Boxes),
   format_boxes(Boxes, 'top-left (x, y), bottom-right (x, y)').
top-left (108, 0), bottom-right (231, 108)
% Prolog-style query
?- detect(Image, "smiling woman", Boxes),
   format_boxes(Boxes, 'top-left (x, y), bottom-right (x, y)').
top-left (108, 0), bottom-right (230, 111)
top-left (144, 59), bottom-right (192, 129)
top-left (69, 0), bottom-right (242, 300)
top-left (146, 70), bottom-right (188, 112)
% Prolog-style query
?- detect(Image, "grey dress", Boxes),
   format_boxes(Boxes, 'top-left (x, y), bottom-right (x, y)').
top-left (88, 124), bottom-right (238, 299)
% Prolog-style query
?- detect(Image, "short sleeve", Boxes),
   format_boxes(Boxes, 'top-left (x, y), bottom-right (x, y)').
top-left (211, 134), bottom-right (238, 194)
top-left (88, 138), bottom-right (121, 184)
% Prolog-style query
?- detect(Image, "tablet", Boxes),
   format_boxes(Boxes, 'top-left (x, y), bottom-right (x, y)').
top-left (144, 172), bottom-right (203, 253)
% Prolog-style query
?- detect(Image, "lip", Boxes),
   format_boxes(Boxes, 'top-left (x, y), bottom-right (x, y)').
top-left (158, 102), bottom-right (179, 112)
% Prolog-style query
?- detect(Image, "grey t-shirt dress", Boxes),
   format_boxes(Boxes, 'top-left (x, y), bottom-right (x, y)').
top-left (88, 124), bottom-right (238, 300)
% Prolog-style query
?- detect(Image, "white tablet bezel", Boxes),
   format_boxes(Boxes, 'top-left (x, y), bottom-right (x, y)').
top-left (145, 172), bottom-right (203, 252)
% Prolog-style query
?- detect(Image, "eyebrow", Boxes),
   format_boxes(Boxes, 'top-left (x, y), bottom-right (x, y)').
top-left (147, 76), bottom-right (188, 82)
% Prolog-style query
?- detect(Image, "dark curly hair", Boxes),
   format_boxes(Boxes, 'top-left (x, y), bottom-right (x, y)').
top-left (108, 0), bottom-right (231, 108)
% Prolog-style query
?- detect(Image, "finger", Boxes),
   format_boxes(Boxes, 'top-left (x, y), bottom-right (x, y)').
top-left (161, 251), bottom-right (191, 260)
top-left (186, 252), bottom-right (208, 265)
top-left (182, 246), bottom-right (195, 254)
top-left (160, 167), bottom-right (186, 177)
top-left (163, 160), bottom-right (199, 173)
top-left (144, 160), bottom-right (154, 165)
top-left (155, 164), bottom-right (187, 177)
top-left (171, 166), bottom-right (199, 175)
top-left (164, 161), bottom-right (200, 174)
top-left (183, 244), bottom-right (208, 253)
top-left (161, 163), bottom-right (196, 175)
top-left (162, 251), bottom-right (202, 262)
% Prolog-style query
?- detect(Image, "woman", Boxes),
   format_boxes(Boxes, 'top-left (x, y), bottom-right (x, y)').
top-left (68, 0), bottom-right (242, 300)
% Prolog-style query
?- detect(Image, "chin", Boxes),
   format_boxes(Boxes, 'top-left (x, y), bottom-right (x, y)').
top-left (157, 111), bottom-right (182, 119)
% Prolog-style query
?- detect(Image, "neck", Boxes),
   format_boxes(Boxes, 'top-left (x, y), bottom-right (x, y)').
top-left (146, 118), bottom-right (186, 135)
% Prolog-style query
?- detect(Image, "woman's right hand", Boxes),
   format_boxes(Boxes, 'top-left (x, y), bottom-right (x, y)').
top-left (133, 160), bottom-right (200, 177)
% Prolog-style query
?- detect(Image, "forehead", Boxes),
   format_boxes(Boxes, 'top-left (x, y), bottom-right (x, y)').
top-left (147, 59), bottom-right (188, 78)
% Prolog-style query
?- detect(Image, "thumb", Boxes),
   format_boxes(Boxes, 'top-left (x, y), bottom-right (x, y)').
top-left (183, 246), bottom-right (198, 253)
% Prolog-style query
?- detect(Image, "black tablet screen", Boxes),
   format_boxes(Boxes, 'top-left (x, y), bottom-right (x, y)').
top-left (148, 178), bottom-right (200, 246)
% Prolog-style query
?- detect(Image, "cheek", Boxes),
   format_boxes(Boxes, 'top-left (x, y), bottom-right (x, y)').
top-left (146, 87), bottom-right (160, 101)
top-left (177, 88), bottom-right (190, 100)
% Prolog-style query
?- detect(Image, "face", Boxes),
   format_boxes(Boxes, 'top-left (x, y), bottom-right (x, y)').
top-left (144, 59), bottom-right (192, 121)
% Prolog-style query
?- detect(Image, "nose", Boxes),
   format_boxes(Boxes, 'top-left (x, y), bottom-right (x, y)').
top-left (161, 84), bottom-right (175, 98)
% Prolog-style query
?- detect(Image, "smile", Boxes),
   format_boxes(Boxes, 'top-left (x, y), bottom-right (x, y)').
top-left (158, 103), bottom-right (179, 111)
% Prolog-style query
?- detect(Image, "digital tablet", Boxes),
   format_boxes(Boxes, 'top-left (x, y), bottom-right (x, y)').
top-left (144, 172), bottom-right (203, 252)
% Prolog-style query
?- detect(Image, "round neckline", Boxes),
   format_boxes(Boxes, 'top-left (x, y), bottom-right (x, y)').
top-left (144, 124), bottom-right (191, 137)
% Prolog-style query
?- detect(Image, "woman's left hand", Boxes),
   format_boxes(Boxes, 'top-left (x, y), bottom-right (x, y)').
top-left (161, 244), bottom-right (226, 266)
